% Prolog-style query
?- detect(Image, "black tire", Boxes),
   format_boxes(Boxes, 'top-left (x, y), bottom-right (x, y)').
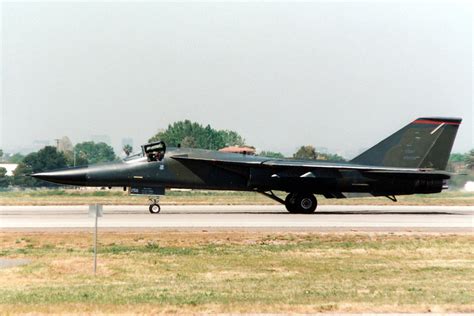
top-left (285, 193), bottom-right (298, 213)
top-left (149, 203), bottom-right (161, 214)
top-left (295, 193), bottom-right (317, 214)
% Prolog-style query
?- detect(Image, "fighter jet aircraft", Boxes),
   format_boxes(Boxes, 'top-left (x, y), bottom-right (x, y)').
top-left (32, 117), bottom-right (461, 214)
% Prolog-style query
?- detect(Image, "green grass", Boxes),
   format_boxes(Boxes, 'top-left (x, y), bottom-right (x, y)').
top-left (0, 232), bottom-right (473, 313)
top-left (0, 189), bottom-right (472, 206)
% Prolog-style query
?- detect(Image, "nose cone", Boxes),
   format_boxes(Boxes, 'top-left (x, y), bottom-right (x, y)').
top-left (31, 167), bottom-right (88, 186)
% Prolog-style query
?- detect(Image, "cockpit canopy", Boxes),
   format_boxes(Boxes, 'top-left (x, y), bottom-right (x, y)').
top-left (142, 141), bottom-right (166, 162)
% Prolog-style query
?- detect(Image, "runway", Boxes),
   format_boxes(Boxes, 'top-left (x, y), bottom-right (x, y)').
top-left (1, 204), bottom-right (473, 232)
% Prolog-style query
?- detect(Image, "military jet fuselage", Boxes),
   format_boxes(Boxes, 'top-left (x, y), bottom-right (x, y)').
top-left (32, 117), bottom-right (461, 214)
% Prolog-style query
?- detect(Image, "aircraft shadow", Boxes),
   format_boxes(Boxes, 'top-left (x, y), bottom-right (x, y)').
top-left (143, 211), bottom-right (456, 215)
top-left (151, 211), bottom-right (286, 215)
top-left (314, 211), bottom-right (456, 215)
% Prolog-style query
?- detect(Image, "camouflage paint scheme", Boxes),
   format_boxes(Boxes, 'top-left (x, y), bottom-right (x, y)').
top-left (32, 117), bottom-right (461, 213)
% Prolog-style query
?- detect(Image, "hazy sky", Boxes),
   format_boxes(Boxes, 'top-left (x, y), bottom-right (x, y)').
top-left (1, 1), bottom-right (472, 157)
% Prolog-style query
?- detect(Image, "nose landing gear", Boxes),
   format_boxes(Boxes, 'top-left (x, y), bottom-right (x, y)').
top-left (148, 197), bottom-right (161, 214)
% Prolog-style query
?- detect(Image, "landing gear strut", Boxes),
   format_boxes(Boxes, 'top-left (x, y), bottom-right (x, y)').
top-left (148, 197), bottom-right (161, 214)
top-left (285, 192), bottom-right (317, 214)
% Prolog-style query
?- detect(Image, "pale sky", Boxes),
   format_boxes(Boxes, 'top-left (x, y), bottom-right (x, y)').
top-left (1, 1), bottom-right (472, 157)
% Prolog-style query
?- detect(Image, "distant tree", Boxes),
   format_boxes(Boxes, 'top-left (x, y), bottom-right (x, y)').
top-left (319, 153), bottom-right (346, 162)
top-left (63, 151), bottom-right (75, 167)
top-left (466, 149), bottom-right (474, 169)
top-left (12, 163), bottom-right (35, 187)
top-left (0, 167), bottom-right (9, 188)
top-left (149, 120), bottom-right (245, 150)
top-left (24, 146), bottom-right (67, 172)
top-left (220, 130), bottom-right (245, 147)
top-left (259, 151), bottom-right (285, 159)
top-left (181, 136), bottom-right (197, 148)
top-left (74, 142), bottom-right (116, 165)
top-left (449, 153), bottom-right (467, 163)
top-left (0, 149), bottom-right (3, 162)
top-left (13, 146), bottom-right (67, 187)
top-left (123, 144), bottom-right (133, 157)
top-left (8, 153), bottom-right (25, 164)
top-left (447, 152), bottom-right (466, 172)
top-left (293, 146), bottom-right (346, 162)
top-left (293, 146), bottom-right (318, 160)
top-left (150, 120), bottom-right (197, 146)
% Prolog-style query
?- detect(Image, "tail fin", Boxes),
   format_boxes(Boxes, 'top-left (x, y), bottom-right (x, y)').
top-left (351, 117), bottom-right (461, 170)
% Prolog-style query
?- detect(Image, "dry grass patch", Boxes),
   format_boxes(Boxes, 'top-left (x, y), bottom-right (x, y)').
top-left (0, 231), bottom-right (473, 314)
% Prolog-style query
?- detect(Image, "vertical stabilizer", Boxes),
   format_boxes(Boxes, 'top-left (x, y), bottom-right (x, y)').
top-left (351, 117), bottom-right (461, 170)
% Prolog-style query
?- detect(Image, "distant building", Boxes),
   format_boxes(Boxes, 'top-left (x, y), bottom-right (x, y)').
top-left (219, 146), bottom-right (256, 155)
top-left (56, 136), bottom-right (73, 153)
top-left (0, 163), bottom-right (18, 176)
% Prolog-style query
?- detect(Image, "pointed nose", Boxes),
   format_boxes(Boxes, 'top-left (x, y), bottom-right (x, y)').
top-left (31, 167), bottom-right (88, 186)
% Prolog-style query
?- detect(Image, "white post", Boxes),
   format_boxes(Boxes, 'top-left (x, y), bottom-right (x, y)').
top-left (89, 204), bottom-right (103, 276)
top-left (94, 212), bottom-right (98, 275)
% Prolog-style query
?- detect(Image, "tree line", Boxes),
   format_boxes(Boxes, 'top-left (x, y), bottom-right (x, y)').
top-left (0, 142), bottom-right (116, 187)
top-left (149, 120), bottom-right (245, 150)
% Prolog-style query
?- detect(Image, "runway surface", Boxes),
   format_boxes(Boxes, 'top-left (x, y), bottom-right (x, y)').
top-left (1, 204), bottom-right (473, 232)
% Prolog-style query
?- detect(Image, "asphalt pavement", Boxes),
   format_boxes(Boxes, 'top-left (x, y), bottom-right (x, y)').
top-left (1, 204), bottom-right (473, 232)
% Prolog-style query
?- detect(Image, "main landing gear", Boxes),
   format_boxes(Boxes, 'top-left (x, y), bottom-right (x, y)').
top-left (148, 197), bottom-right (161, 214)
top-left (284, 192), bottom-right (317, 214)
top-left (259, 191), bottom-right (318, 214)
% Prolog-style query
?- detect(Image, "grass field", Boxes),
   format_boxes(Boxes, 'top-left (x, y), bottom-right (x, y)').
top-left (0, 232), bottom-right (473, 314)
top-left (0, 189), bottom-right (472, 206)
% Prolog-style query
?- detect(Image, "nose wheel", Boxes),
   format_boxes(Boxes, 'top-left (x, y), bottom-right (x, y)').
top-left (148, 198), bottom-right (161, 214)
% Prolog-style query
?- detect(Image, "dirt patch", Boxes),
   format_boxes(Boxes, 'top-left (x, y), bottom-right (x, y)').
top-left (0, 258), bottom-right (31, 269)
